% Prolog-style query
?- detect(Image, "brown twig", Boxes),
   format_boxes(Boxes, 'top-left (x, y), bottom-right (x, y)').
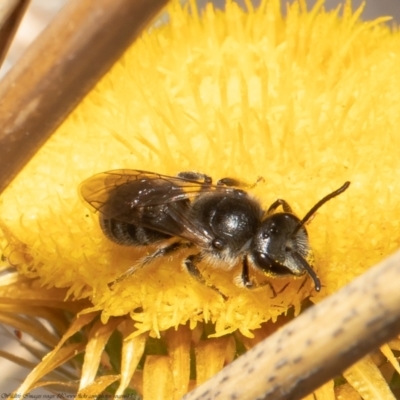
top-left (0, 0), bottom-right (169, 194)
top-left (0, 0), bottom-right (31, 67)
top-left (182, 249), bottom-right (400, 400)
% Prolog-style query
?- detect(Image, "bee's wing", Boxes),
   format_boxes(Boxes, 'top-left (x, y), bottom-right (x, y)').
top-left (134, 199), bottom-right (215, 247)
top-left (79, 169), bottom-right (235, 247)
top-left (80, 169), bottom-right (233, 212)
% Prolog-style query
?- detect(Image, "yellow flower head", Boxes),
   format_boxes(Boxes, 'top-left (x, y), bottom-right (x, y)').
top-left (1, 0), bottom-right (400, 397)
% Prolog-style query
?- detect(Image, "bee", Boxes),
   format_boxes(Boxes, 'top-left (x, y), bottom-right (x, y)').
top-left (80, 170), bottom-right (350, 292)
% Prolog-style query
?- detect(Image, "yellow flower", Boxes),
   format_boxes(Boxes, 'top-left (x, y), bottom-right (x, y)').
top-left (1, 0), bottom-right (400, 398)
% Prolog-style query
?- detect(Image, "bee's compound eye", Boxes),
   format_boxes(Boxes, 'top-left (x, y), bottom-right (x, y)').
top-left (255, 252), bottom-right (268, 262)
top-left (212, 238), bottom-right (225, 250)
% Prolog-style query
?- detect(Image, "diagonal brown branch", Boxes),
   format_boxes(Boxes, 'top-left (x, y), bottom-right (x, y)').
top-left (182, 249), bottom-right (400, 400)
top-left (0, 0), bottom-right (169, 195)
top-left (0, 0), bottom-right (31, 67)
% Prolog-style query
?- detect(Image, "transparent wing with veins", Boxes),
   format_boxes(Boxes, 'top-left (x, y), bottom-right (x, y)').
top-left (79, 169), bottom-right (241, 247)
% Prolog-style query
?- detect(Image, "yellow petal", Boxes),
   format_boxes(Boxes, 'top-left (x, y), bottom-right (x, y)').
top-left (313, 379), bottom-right (335, 400)
top-left (380, 344), bottom-right (400, 376)
top-left (143, 355), bottom-right (174, 400)
top-left (335, 383), bottom-right (362, 400)
top-left (165, 325), bottom-right (192, 399)
top-left (79, 317), bottom-right (123, 389)
top-left (116, 320), bottom-right (148, 396)
top-left (15, 342), bottom-right (86, 395)
top-left (195, 336), bottom-right (234, 385)
top-left (343, 355), bottom-right (396, 400)
top-left (78, 375), bottom-right (120, 397)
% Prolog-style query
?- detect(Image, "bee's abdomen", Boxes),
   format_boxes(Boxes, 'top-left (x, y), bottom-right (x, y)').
top-left (100, 217), bottom-right (171, 246)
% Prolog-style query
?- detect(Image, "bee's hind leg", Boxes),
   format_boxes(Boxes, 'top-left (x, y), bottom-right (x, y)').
top-left (141, 241), bottom-right (193, 266)
top-left (110, 241), bottom-right (193, 287)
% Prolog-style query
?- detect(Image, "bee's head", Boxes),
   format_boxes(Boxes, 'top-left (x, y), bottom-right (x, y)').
top-left (251, 213), bottom-right (319, 289)
top-left (250, 181), bottom-right (351, 292)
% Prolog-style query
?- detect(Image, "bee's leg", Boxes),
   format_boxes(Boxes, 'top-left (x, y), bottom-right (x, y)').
top-left (240, 256), bottom-right (278, 298)
top-left (141, 241), bottom-right (194, 266)
top-left (179, 173), bottom-right (247, 188)
top-left (178, 172), bottom-right (263, 189)
top-left (184, 252), bottom-right (207, 284)
top-left (184, 253), bottom-right (227, 299)
top-left (217, 177), bottom-right (249, 188)
top-left (111, 241), bottom-right (193, 286)
top-left (266, 199), bottom-right (293, 214)
top-left (240, 255), bottom-right (254, 288)
top-left (177, 171), bottom-right (213, 184)
top-left (217, 176), bottom-right (264, 189)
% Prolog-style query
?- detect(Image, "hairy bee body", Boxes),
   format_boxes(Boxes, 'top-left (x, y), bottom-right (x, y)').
top-left (80, 169), bottom-right (350, 291)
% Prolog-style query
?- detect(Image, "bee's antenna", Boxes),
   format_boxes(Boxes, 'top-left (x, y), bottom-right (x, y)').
top-left (291, 181), bottom-right (351, 237)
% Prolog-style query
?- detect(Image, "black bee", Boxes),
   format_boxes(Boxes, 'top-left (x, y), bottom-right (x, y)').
top-left (80, 170), bottom-right (350, 292)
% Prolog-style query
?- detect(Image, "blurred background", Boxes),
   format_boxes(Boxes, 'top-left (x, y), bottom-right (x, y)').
top-left (0, 0), bottom-right (399, 395)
